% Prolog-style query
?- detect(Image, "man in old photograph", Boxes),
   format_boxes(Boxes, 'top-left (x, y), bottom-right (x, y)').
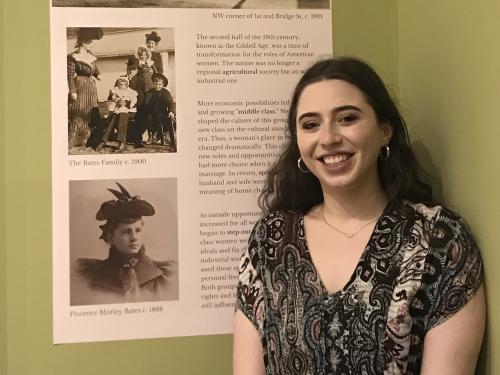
top-left (71, 182), bottom-right (177, 305)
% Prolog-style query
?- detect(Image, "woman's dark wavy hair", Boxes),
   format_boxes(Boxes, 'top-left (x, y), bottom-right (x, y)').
top-left (259, 56), bottom-right (433, 213)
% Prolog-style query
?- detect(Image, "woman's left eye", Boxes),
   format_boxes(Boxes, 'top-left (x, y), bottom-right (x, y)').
top-left (338, 115), bottom-right (357, 124)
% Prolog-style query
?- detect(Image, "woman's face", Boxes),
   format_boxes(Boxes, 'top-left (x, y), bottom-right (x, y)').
top-left (296, 79), bottom-right (392, 194)
top-left (108, 219), bottom-right (144, 254)
top-left (127, 68), bottom-right (138, 78)
top-left (146, 40), bottom-right (156, 50)
top-left (80, 40), bottom-right (93, 51)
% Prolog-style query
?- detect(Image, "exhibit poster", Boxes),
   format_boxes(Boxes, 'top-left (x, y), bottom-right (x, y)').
top-left (51, 0), bottom-right (332, 343)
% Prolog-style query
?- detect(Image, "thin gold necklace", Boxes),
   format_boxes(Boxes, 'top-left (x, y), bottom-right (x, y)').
top-left (321, 207), bottom-right (380, 238)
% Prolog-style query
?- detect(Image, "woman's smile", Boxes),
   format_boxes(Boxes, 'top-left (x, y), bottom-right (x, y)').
top-left (319, 152), bottom-right (354, 168)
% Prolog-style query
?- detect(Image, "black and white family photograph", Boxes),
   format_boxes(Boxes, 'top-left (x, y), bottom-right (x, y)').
top-left (55, 0), bottom-right (330, 9)
top-left (67, 27), bottom-right (177, 155)
top-left (69, 178), bottom-right (179, 306)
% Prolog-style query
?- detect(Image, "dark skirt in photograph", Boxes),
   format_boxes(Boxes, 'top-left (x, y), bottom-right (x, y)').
top-left (68, 55), bottom-right (99, 148)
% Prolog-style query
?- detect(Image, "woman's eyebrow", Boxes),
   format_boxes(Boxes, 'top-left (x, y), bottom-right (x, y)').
top-left (332, 105), bottom-right (362, 114)
top-left (297, 111), bottom-right (319, 122)
top-left (297, 105), bottom-right (362, 122)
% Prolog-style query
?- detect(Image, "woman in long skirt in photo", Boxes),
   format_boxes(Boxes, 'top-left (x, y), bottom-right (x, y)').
top-left (67, 27), bottom-right (103, 149)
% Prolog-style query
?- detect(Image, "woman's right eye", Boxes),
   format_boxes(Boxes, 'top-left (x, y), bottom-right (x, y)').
top-left (301, 121), bottom-right (318, 130)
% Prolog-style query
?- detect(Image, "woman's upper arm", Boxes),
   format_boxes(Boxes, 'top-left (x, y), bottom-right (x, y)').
top-left (421, 284), bottom-right (485, 375)
top-left (233, 309), bottom-right (265, 375)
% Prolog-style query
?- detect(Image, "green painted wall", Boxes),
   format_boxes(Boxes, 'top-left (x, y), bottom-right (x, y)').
top-left (332, 0), bottom-right (398, 93)
top-left (1, 0), bottom-right (6, 373)
top-left (397, 2), bottom-right (499, 373)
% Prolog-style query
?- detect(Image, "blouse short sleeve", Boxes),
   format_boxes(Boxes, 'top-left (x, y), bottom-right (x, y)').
top-left (235, 219), bottom-right (266, 334)
top-left (426, 210), bottom-right (483, 330)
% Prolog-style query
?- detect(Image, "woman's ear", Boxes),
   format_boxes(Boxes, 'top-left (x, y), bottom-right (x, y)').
top-left (381, 122), bottom-right (393, 144)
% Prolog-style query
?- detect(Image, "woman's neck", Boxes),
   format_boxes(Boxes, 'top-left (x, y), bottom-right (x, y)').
top-left (321, 180), bottom-right (388, 222)
top-left (72, 49), bottom-right (96, 64)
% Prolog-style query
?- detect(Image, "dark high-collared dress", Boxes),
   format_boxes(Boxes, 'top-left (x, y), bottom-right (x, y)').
top-left (71, 246), bottom-right (177, 305)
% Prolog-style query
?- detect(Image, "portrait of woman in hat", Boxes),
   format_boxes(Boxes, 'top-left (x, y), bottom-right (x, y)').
top-left (70, 180), bottom-right (178, 305)
top-left (67, 27), bottom-right (103, 149)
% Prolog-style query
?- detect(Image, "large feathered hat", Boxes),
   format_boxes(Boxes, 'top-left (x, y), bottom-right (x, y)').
top-left (145, 31), bottom-right (161, 43)
top-left (77, 27), bottom-right (103, 44)
top-left (96, 182), bottom-right (155, 221)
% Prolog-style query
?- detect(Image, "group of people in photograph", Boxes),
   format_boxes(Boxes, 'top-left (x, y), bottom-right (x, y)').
top-left (67, 28), bottom-right (176, 153)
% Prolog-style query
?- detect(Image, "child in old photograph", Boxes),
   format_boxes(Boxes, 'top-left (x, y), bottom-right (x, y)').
top-left (95, 76), bottom-right (138, 151)
top-left (70, 182), bottom-right (178, 305)
top-left (144, 73), bottom-right (176, 151)
top-left (131, 46), bottom-right (157, 95)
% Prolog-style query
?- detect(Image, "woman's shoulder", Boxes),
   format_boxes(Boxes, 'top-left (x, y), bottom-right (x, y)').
top-left (401, 200), bottom-right (466, 230)
top-left (400, 200), bottom-right (479, 261)
top-left (73, 257), bottom-right (106, 281)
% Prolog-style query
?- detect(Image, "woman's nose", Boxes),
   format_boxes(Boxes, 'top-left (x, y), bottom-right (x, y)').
top-left (319, 124), bottom-right (342, 146)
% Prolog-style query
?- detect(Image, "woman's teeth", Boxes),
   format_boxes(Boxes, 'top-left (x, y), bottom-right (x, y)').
top-left (323, 154), bottom-right (350, 165)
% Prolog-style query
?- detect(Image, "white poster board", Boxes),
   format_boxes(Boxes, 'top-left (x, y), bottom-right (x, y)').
top-left (51, 0), bottom-right (332, 343)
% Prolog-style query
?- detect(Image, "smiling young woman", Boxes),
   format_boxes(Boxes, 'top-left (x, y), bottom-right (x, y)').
top-left (233, 57), bottom-right (485, 375)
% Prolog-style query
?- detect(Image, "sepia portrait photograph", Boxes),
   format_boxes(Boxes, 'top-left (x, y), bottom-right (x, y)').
top-left (69, 178), bottom-right (179, 306)
top-left (54, 0), bottom-right (330, 9)
top-left (67, 27), bottom-right (177, 155)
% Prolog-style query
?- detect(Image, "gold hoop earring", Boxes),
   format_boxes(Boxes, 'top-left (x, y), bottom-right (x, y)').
top-left (380, 145), bottom-right (390, 161)
top-left (297, 158), bottom-right (310, 173)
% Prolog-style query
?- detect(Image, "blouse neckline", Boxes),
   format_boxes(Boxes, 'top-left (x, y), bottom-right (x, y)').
top-left (71, 50), bottom-right (97, 66)
top-left (299, 201), bottom-right (393, 297)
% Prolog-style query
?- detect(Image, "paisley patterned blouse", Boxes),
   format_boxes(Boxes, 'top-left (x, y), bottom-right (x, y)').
top-left (236, 200), bottom-right (482, 375)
